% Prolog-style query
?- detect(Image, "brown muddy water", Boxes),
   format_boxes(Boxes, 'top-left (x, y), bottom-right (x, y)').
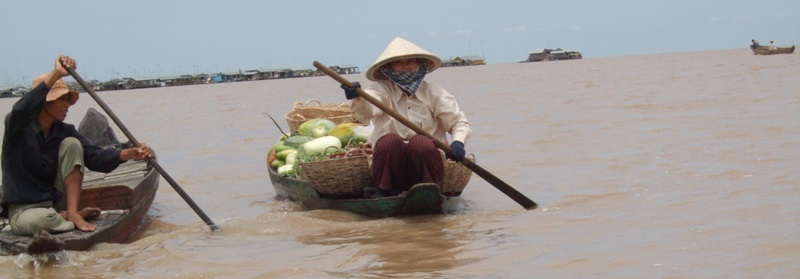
top-left (0, 49), bottom-right (798, 278)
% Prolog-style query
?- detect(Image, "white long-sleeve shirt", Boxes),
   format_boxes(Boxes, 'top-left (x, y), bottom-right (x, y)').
top-left (350, 80), bottom-right (471, 148)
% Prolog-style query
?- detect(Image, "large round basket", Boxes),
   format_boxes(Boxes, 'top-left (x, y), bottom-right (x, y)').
top-left (300, 149), bottom-right (373, 198)
top-left (440, 154), bottom-right (475, 195)
top-left (285, 99), bottom-right (360, 132)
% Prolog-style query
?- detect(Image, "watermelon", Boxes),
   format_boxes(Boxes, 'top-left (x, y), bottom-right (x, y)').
top-left (297, 118), bottom-right (336, 138)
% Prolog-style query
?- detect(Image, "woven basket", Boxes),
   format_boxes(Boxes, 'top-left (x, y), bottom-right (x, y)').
top-left (300, 149), bottom-right (373, 198)
top-left (285, 99), bottom-right (359, 132)
top-left (440, 154), bottom-right (475, 194)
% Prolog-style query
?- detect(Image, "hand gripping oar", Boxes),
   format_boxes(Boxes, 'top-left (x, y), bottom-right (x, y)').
top-left (63, 64), bottom-right (223, 232)
top-left (313, 61), bottom-right (538, 210)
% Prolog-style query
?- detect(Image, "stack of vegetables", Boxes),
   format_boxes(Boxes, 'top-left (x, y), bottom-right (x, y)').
top-left (267, 118), bottom-right (372, 178)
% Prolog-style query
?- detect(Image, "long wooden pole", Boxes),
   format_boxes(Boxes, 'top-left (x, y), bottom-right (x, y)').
top-left (313, 61), bottom-right (538, 210)
top-left (63, 65), bottom-right (223, 232)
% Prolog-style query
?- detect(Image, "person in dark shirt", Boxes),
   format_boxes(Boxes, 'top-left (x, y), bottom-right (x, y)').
top-left (1, 55), bottom-right (153, 235)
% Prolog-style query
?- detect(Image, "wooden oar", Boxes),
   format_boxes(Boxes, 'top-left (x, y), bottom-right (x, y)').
top-left (313, 61), bottom-right (538, 210)
top-left (63, 65), bottom-right (223, 232)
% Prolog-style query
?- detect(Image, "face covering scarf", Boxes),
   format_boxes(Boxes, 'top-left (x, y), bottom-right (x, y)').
top-left (380, 63), bottom-right (429, 95)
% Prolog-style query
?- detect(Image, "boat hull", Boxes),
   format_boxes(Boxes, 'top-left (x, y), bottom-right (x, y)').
top-left (0, 160), bottom-right (159, 255)
top-left (268, 166), bottom-right (461, 218)
top-left (751, 45), bottom-right (795, 55)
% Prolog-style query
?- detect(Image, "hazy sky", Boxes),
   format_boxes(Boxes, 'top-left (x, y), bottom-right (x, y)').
top-left (2, 0), bottom-right (798, 87)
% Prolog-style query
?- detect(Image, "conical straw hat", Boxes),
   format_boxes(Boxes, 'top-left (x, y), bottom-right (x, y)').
top-left (366, 37), bottom-right (442, 82)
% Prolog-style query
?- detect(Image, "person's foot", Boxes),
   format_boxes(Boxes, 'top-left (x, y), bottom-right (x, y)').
top-left (61, 207), bottom-right (101, 232)
top-left (59, 207), bottom-right (102, 221)
top-left (27, 230), bottom-right (65, 254)
top-left (78, 207), bottom-right (102, 221)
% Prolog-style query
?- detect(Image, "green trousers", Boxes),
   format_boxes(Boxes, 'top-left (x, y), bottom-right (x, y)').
top-left (9, 137), bottom-right (86, 236)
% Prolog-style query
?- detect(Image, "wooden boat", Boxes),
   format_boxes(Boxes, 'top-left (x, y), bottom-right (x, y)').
top-left (751, 45), bottom-right (795, 55)
top-left (267, 166), bottom-right (463, 218)
top-left (0, 158), bottom-right (159, 255)
top-left (268, 103), bottom-right (471, 217)
top-left (0, 159), bottom-right (159, 255)
top-left (0, 109), bottom-right (160, 255)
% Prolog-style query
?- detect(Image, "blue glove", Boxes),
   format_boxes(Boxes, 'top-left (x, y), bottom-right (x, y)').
top-left (341, 82), bottom-right (361, 100)
top-left (448, 141), bottom-right (466, 162)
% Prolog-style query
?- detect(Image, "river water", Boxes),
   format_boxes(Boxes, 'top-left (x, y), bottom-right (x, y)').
top-left (0, 48), bottom-right (798, 278)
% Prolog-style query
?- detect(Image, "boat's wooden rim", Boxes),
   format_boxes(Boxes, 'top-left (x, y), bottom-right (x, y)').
top-left (267, 166), bottom-right (463, 218)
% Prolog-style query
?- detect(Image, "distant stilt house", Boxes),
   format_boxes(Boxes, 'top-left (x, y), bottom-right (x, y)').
top-left (176, 75), bottom-right (199, 86)
top-left (244, 70), bottom-right (260, 81)
top-left (336, 65), bottom-right (361, 74)
top-left (549, 49), bottom-right (582, 60)
top-left (441, 55), bottom-right (485, 67)
top-left (97, 79), bottom-right (121, 91)
top-left (526, 48), bottom-right (582, 62)
top-left (527, 49), bottom-right (550, 62)
top-left (263, 69), bottom-right (294, 79)
top-left (160, 75), bottom-right (201, 86)
top-left (210, 72), bottom-right (245, 83)
top-left (292, 68), bottom-right (316, 77)
top-left (276, 69), bottom-right (292, 79)
top-left (117, 78), bottom-right (134, 90)
top-left (316, 65), bottom-right (360, 76)
top-left (259, 69), bottom-right (282, 79)
top-left (194, 74), bottom-right (210, 84)
top-left (210, 73), bottom-right (225, 83)
top-left (128, 77), bottom-right (161, 89)
top-left (549, 49), bottom-right (568, 60)
top-left (300, 68), bottom-right (315, 77)
top-left (39, 60), bottom-right (364, 91)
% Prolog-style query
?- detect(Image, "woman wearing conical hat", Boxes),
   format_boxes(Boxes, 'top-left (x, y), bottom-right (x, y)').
top-left (341, 37), bottom-right (471, 198)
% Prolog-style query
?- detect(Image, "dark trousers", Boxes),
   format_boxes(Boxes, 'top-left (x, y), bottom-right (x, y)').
top-left (371, 133), bottom-right (444, 192)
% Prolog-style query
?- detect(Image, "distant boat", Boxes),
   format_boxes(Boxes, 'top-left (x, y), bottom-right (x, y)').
top-left (751, 45), bottom-right (795, 55)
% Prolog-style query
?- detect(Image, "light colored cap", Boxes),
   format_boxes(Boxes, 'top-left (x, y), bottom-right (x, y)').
top-left (365, 37), bottom-right (442, 82)
top-left (32, 74), bottom-right (79, 105)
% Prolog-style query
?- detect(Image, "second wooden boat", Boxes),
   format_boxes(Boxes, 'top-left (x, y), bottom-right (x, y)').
top-left (267, 166), bottom-right (464, 218)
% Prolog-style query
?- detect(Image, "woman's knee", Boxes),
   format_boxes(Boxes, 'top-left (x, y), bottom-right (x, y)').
top-left (374, 133), bottom-right (408, 162)
top-left (375, 133), bottom-right (404, 149)
top-left (407, 135), bottom-right (436, 154)
top-left (376, 133), bottom-right (403, 144)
